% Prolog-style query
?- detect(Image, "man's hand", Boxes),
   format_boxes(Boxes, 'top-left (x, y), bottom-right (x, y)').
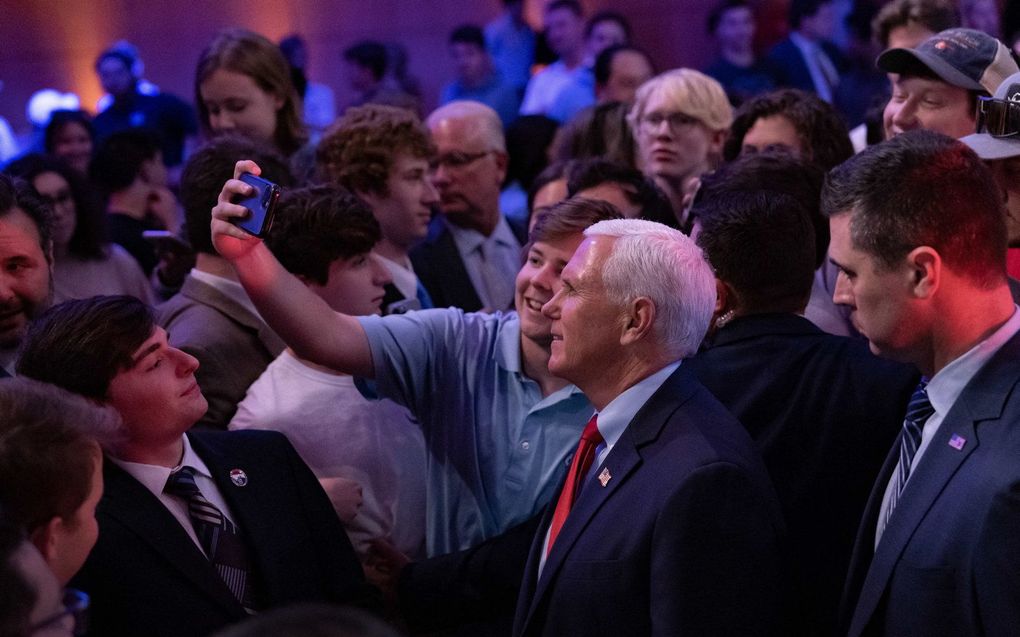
top-left (319, 476), bottom-right (364, 523)
top-left (364, 537), bottom-right (411, 602)
top-left (211, 159), bottom-right (265, 262)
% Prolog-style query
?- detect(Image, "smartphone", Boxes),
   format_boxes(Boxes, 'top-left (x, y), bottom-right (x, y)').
top-left (141, 230), bottom-right (192, 256)
top-left (234, 173), bottom-right (281, 238)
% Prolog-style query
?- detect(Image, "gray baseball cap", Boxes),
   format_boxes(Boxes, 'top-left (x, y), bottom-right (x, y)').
top-left (961, 71), bottom-right (1020, 160)
top-left (877, 28), bottom-right (1018, 95)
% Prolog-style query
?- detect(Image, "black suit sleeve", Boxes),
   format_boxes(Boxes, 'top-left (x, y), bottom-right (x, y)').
top-left (398, 514), bottom-right (542, 632)
top-left (973, 479), bottom-right (1020, 637)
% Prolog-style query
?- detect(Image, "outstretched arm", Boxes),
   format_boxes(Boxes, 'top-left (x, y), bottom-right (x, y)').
top-left (211, 160), bottom-right (374, 378)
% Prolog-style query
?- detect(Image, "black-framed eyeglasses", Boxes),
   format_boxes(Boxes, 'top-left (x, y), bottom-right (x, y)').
top-left (30, 588), bottom-right (89, 636)
top-left (976, 96), bottom-right (1020, 138)
top-left (430, 150), bottom-right (492, 171)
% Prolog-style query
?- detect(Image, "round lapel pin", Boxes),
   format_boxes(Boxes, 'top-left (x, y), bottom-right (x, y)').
top-left (229, 469), bottom-right (248, 487)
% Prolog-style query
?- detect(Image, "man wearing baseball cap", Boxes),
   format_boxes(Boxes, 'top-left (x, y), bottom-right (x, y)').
top-left (878, 28), bottom-right (1018, 139)
top-left (962, 72), bottom-right (1020, 249)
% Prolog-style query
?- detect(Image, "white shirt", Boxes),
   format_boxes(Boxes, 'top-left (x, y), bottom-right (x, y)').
top-left (875, 306), bottom-right (1020, 547)
top-left (520, 60), bottom-right (585, 117)
top-left (377, 253), bottom-right (420, 303)
top-left (538, 361), bottom-right (681, 577)
top-left (230, 351), bottom-right (428, 559)
top-left (111, 434), bottom-right (238, 556)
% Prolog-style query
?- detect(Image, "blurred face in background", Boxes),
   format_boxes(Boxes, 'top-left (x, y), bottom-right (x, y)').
top-left (200, 69), bottom-right (282, 145)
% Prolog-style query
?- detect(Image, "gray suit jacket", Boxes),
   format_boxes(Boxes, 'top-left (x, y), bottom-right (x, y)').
top-left (156, 275), bottom-right (284, 429)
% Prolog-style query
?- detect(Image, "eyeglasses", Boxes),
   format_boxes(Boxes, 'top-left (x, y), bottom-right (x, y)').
top-left (30, 588), bottom-right (89, 636)
top-left (640, 111), bottom-right (701, 132)
top-left (976, 96), bottom-right (1020, 138)
top-left (430, 150), bottom-right (492, 171)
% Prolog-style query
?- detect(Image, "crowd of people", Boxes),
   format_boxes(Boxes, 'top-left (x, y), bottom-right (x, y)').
top-left (2, 0), bottom-right (1020, 635)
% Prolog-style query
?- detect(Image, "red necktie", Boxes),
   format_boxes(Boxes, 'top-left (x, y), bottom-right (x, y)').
top-left (546, 414), bottom-right (604, 556)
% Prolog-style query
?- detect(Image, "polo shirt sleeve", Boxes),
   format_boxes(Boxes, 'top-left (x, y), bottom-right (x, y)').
top-left (355, 308), bottom-right (465, 420)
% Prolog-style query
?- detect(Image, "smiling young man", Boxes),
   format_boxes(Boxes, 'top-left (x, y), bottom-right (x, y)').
top-left (317, 104), bottom-right (438, 314)
top-left (825, 131), bottom-right (1020, 637)
top-left (878, 27), bottom-right (1017, 140)
top-left (16, 296), bottom-right (371, 637)
top-left (213, 183), bottom-right (619, 555)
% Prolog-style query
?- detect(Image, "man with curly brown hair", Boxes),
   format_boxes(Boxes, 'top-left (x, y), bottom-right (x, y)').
top-left (317, 105), bottom-right (438, 313)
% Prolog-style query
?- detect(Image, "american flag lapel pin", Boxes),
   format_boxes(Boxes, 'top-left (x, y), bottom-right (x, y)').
top-left (598, 467), bottom-right (612, 487)
top-left (948, 434), bottom-right (966, 451)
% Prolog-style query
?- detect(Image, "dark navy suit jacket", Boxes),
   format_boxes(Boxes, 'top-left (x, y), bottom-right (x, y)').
top-left (511, 365), bottom-right (785, 637)
top-left (765, 37), bottom-right (846, 95)
top-left (840, 329), bottom-right (1020, 637)
top-left (685, 314), bottom-right (917, 636)
top-left (71, 430), bottom-right (373, 637)
top-left (410, 215), bottom-right (527, 313)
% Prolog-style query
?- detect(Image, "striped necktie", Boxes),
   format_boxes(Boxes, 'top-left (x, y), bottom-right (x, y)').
top-left (165, 467), bottom-right (258, 612)
top-left (882, 382), bottom-right (935, 532)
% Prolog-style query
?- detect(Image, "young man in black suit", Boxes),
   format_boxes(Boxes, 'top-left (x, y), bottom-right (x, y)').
top-left (17, 295), bottom-right (373, 637)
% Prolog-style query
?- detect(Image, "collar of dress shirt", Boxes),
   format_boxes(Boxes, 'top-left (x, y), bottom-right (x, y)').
top-left (593, 361), bottom-right (681, 456)
top-left (926, 305), bottom-right (1020, 418)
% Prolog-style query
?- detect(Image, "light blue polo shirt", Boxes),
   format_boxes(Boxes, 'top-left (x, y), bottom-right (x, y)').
top-left (358, 309), bottom-right (592, 555)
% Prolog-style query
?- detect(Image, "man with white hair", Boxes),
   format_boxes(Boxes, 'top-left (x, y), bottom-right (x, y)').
top-left (512, 219), bottom-right (784, 637)
top-left (412, 100), bottom-right (526, 312)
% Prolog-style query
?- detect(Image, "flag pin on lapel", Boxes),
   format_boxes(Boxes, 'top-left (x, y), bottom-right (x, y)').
top-left (948, 434), bottom-right (966, 451)
top-left (229, 469), bottom-right (248, 487)
top-left (598, 467), bottom-right (611, 487)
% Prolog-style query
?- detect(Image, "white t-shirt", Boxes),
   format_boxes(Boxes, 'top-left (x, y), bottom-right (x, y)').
top-left (230, 351), bottom-right (428, 560)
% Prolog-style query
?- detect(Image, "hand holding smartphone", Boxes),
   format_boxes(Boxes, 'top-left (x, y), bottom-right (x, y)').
top-left (233, 173), bottom-right (281, 238)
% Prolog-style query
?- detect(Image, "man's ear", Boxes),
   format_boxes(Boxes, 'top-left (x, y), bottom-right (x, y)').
top-left (714, 278), bottom-right (729, 315)
top-left (620, 296), bottom-right (656, 346)
top-left (906, 246), bottom-right (940, 299)
top-left (29, 517), bottom-right (60, 566)
top-left (492, 150), bottom-right (509, 184)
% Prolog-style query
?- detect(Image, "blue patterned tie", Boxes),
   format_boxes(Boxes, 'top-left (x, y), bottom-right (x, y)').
top-left (164, 467), bottom-right (258, 612)
top-left (883, 382), bottom-right (935, 529)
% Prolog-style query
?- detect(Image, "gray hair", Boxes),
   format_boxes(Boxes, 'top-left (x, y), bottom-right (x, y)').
top-left (426, 100), bottom-right (506, 152)
top-left (584, 218), bottom-right (715, 356)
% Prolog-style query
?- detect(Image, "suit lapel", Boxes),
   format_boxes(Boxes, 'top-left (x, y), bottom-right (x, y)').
top-left (189, 432), bottom-right (283, 602)
top-left (849, 333), bottom-right (1020, 636)
top-left (519, 367), bottom-right (697, 633)
top-left (100, 461), bottom-right (242, 614)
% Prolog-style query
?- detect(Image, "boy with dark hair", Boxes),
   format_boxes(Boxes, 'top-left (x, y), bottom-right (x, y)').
top-left (89, 128), bottom-right (176, 275)
top-left (17, 295), bottom-right (372, 637)
top-left (231, 186), bottom-right (428, 563)
top-left (158, 135), bottom-right (295, 429)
